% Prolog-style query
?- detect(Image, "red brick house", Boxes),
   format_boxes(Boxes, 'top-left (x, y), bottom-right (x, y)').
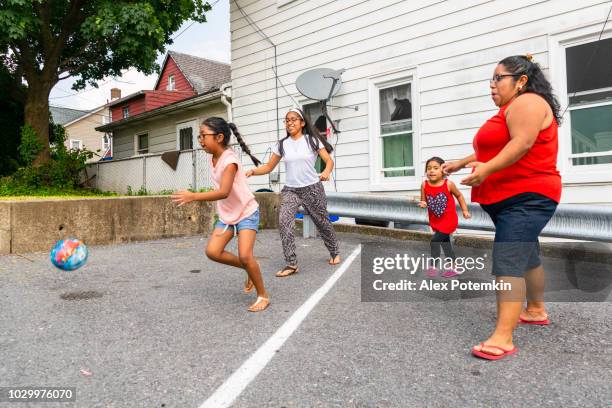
top-left (98, 51), bottom-right (231, 159)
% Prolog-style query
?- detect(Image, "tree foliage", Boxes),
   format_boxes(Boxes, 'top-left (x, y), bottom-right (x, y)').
top-left (0, 0), bottom-right (212, 163)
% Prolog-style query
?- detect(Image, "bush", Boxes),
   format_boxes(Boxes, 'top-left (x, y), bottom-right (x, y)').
top-left (0, 176), bottom-right (115, 197)
top-left (1, 123), bottom-right (98, 196)
top-left (18, 125), bottom-right (44, 165)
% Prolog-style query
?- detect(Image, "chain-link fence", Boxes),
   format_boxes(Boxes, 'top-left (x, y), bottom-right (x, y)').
top-left (88, 147), bottom-right (243, 194)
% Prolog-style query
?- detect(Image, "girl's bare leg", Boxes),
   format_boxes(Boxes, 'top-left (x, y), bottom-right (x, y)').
top-left (205, 227), bottom-right (242, 268)
top-left (237, 229), bottom-right (269, 312)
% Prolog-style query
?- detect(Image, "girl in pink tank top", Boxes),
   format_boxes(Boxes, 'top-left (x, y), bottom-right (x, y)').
top-left (172, 117), bottom-right (269, 313)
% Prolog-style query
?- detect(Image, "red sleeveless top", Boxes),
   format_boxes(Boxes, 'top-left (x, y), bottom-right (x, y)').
top-left (424, 179), bottom-right (458, 235)
top-left (471, 100), bottom-right (562, 205)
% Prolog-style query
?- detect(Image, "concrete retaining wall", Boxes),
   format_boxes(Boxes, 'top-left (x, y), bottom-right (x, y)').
top-left (3, 193), bottom-right (607, 262)
top-left (0, 193), bottom-right (280, 255)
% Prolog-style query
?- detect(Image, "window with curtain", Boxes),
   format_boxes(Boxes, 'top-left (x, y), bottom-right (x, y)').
top-left (566, 37), bottom-right (612, 166)
top-left (167, 74), bottom-right (175, 91)
top-left (179, 126), bottom-right (193, 150)
top-left (102, 134), bottom-right (111, 157)
top-left (70, 140), bottom-right (82, 150)
top-left (379, 83), bottom-right (414, 177)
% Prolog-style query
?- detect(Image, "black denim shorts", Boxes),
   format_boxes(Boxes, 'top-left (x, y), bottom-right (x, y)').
top-left (481, 192), bottom-right (558, 277)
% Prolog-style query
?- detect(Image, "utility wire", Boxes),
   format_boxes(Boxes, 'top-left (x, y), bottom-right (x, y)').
top-left (233, 0), bottom-right (280, 144)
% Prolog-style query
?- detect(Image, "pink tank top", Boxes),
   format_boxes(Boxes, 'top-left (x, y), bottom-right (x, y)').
top-left (210, 149), bottom-right (258, 225)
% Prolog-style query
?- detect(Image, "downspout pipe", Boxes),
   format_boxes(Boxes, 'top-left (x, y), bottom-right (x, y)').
top-left (220, 82), bottom-right (232, 123)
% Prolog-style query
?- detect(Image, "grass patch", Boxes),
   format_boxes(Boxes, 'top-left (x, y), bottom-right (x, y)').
top-left (0, 186), bottom-right (212, 200)
top-left (0, 185), bottom-right (117, 199)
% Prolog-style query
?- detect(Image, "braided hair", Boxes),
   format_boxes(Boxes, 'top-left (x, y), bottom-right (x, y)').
top-left (202, 117), bottom-right (261, 166)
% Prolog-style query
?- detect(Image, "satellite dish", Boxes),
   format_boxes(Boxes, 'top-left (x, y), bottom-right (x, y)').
top-left (296, 68), bottom-right (344, 101)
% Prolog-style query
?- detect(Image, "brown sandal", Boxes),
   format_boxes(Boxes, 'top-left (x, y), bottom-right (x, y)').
top-left (276, 265), bottom-right (299, 277)
top-left (328, 255), bottom-right (341, 265)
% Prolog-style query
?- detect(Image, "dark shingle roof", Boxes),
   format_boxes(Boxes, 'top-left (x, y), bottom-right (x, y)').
top-left (167, 51), bottom-right (231, 94)
top-left (50, 106), bottom-right (89, 125)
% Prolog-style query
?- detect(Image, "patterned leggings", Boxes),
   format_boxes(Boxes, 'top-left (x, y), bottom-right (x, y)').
top-left (279, 181), bottom-right (340, 266)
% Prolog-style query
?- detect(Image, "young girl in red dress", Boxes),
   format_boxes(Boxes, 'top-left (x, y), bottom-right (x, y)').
top-left (419, 157), bottom-right (471, 278)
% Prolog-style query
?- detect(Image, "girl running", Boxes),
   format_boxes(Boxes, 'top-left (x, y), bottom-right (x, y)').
top-left (246, 108), bottom-right (340, 277)
top-left (419, 157), bottom-right (471, 278)
top-left (172, 117), bottom-right (269, 312)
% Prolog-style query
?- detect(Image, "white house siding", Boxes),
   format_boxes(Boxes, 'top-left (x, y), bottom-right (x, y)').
top-left (112, 102), bottom-right (227, 160)
top-left (63, 107), bottom-right (111, 162)
top-left (230, 0), bottom-right (612, 204)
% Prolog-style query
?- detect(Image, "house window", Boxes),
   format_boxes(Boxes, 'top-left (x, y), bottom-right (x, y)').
top-left (102, 134), bottom-right (112, 157)
top-left (136, 133), bottom-right (148, 154)
top-left (179, 127), bottom-right (193, 150)
top-left (177, 121), bottom-right (197, 151)
top-left (167, 74), bottom-right (175, 91)
top-left (565, 37), bottom-right (612, 166)
top-left (102, 114), bottom-right (111, 125)
top-left (122, 106), bottom-right (129, 119)
top-left (368, 71), bottom-right (419, 190)
top-left (302, 102), bottom-right (327, 173)
top-left (69, 139), bottom-right (82, 150)
top-left (378, 82), bottom-right (414, 177)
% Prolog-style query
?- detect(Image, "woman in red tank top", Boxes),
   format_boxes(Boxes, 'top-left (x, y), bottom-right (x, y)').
top-left (443, 55), bottom-right (562, 360)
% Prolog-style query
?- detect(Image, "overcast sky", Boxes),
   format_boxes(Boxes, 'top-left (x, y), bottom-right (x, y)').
top-left (48, 0), bottom-right (230, 111)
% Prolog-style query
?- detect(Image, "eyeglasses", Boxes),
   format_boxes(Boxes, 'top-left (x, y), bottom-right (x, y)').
top-left (490, 73), bottom-right (524, 83)
top-left (283, 118), bottom-right (303, 124)
top-left (198, 133), bottom-right (218, 140)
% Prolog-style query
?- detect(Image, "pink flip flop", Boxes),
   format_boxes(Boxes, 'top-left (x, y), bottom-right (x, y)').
top-left (426, 267), bottom-right (438, 278)
top-left (441, 269), bottom-right (460, 278)
top-left (519, 316), bottom-right (550, 325)
top-left (472, 343), bottom-right (518, 361)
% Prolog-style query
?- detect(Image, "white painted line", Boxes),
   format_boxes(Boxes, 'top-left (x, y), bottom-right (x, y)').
top-left (199, 244), bottom-right (362, 408)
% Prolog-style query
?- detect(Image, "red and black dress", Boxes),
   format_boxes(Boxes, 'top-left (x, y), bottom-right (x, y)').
top-left (424, 179), bottom-right (458, 260)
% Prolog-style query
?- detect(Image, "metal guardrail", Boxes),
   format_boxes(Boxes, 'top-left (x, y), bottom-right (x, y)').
top-left (302, 192), bottom-right (612, 242)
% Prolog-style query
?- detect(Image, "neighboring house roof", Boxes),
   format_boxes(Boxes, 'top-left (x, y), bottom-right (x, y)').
top-left (155, 51), bottom-right (231, 94)
top-left (107, 91), bottom-right (146, 107)
top-left (95, 90), bottom-right (223, 132)
top-left (50, 106), bottom-right (89, 125)
top-left (63, 105), bottom-right (109, 127)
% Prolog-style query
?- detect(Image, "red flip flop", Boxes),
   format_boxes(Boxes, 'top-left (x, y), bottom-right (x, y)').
top-left (519, 316), bottom-right (550, 325)
top-left (472, 343), bottom-right (518, 361)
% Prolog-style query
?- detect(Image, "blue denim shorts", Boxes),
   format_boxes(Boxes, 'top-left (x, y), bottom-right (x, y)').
top-left (215, 209), bottom-right (260, 234)
top-left (481, 193), bottom-right (558, 277)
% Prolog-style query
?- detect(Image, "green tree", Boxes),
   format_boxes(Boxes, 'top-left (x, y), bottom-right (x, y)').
top-left (0, 0), bottom-right (211, 165)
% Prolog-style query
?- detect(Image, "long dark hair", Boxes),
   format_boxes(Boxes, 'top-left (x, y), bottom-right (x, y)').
top-left (277, 108), bottom-right (334, 157)
top-left (498, 55), bottom-right (562, 125)
top-left (202, 117), bottom-right (261, 166)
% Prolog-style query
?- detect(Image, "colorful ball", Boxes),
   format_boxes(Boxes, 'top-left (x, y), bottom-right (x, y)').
top-left (50, 238), bottom-right (88, 271)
